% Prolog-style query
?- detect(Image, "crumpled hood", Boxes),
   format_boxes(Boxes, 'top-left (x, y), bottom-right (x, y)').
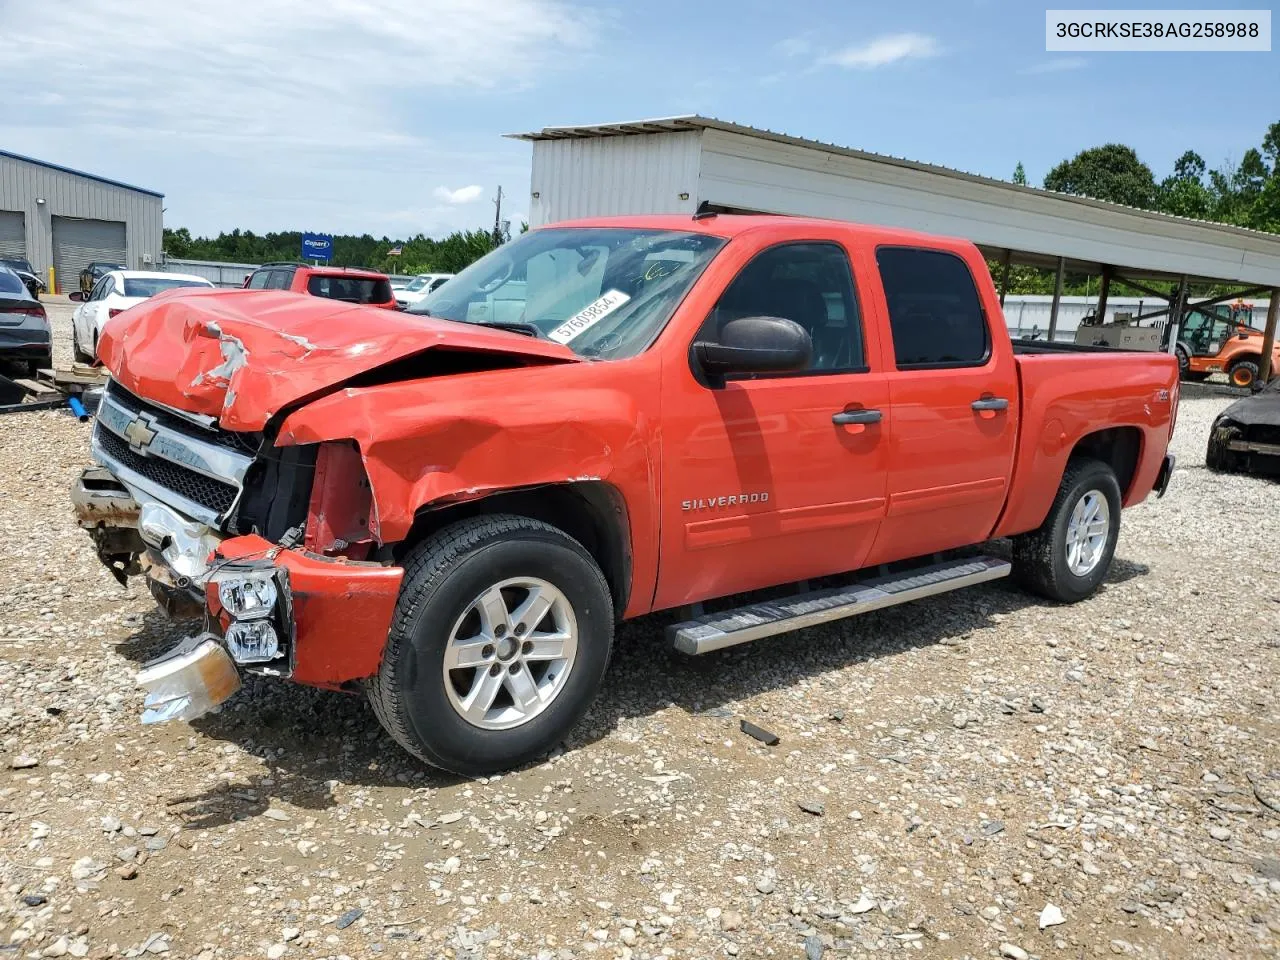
top-left (98, 289), bottom-right (579, 432)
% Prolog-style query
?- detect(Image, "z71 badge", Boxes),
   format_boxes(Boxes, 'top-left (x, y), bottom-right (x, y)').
top-left (681, 492), bottom-right (770, 511)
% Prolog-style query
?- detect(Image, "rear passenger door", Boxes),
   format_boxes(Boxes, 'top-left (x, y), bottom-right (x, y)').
top-left (865, 246), bottom-right (1018, 564)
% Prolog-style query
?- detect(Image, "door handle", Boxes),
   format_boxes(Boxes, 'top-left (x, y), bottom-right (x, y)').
top-left (832, 408), bottom-right (882, 425)
top-left (971, 397), bottom-right (1009, 412)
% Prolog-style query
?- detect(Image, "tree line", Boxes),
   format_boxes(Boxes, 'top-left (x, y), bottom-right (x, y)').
top-left (162, 226), bottom-right (514, 276)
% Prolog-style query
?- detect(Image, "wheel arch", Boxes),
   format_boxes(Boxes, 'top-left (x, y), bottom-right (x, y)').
top-left (396, 481), bottom-right (633, 617)
top-left (1068, 426), bottom-right (1142, 501)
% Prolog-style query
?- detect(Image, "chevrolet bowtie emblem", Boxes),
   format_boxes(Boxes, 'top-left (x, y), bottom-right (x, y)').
top-left (123, 414), bottom-right (158, 454)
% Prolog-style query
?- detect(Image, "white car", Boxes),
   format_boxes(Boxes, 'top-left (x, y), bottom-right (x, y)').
top-left (71, 271), bottom-right (213, 362)
top-left (394, 272), bottom-right (454, 308)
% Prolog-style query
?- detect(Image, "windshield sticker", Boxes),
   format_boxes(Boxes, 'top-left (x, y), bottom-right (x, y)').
top-left (548, 290), bottom-right (631, 344)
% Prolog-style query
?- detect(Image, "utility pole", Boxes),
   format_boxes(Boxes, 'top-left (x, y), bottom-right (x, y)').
top-left (493, 186), bottom-right (504, 245)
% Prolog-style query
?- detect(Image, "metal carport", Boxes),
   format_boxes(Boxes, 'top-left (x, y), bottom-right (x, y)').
top-left (510, 116), bottom-right (1280, 381)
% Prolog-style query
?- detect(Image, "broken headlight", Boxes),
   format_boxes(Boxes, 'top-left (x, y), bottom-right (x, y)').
top-left (216, 571), bottom-right (277, 619)
top-left (224, 620), bottom-right (280, 663)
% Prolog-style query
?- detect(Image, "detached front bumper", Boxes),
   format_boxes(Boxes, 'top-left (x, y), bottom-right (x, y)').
top-left (205, 536), bottom-right (404, 689)
top-left (134, 535), bottom-right (404, 724)
top-left (75, 467), bottom-right (405, 724)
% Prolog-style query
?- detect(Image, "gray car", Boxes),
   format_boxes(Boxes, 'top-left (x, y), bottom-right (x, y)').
top-left (0, 265), bottom-right (52, 375)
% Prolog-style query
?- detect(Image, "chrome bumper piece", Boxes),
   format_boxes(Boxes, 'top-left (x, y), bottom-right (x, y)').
top-left (137, 634), bottom-right (242, 724)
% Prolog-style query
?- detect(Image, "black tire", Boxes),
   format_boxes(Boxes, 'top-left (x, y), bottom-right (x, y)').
top-left (1012, 458), bottom-right (1122, 604)
top-left (1176, 346), bottom-right (1190, 378)
top-left (73, 327), bottom-right (91, 365)
top-left (1206, 422), bottom-right (1242, 473)
top-left (1228, 359), bottom-right (1259, 389)
top-left (369, 514), bottom-right (614, 775)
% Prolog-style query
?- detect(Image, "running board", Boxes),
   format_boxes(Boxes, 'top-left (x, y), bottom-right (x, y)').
top-left (668, 556), bottom-right (1011, 655)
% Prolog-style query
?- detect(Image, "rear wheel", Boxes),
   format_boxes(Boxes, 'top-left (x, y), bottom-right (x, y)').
top-left (72, 325), bottom-right (92, 364)
top-left (369, 514), bottom-right (614, 775)
top-left (1228, 359), bottom-right (1260, 389)
top-left (1013, 458), bottom-right (1122, 604)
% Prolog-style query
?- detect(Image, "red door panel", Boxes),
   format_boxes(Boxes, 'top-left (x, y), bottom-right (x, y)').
top-left (863, 245), bottom-right (1018, 565)
top-left (656, 372), bottom-right (891, 609)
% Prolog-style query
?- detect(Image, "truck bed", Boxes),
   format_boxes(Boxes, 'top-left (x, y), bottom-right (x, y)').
top-left (1011, 338), bottom-right (1161, 355)
top-left (994, 346), bottom-right (1180, 539)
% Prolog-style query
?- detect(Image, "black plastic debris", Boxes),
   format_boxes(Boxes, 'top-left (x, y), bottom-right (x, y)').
top-left (740, 720), bottom-right (780, 746)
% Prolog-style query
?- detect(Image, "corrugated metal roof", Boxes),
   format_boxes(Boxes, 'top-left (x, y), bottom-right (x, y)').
top-left (508, 115), bottom-right (1280, 248)
top-left (0, 149), bottom-right (163, 198)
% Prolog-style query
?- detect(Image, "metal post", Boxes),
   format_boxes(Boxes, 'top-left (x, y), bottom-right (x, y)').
top-left (1095, 266), bottom-right (1112, 324)
top-left (1047, 256), bottom-right (1065, 343)
top-left (1258, 289), bottom-right (1280, 385)
top-left (1166, 276), bottom-right (1187, 355)
top-left (999, 249), bottom-right (1012, 307)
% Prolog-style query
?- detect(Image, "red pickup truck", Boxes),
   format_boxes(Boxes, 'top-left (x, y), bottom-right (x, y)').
top-left (74, 215), bottom-right (1178, 774)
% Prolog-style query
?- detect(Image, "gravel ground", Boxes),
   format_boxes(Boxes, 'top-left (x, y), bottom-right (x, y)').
top-left (2, 301), bottom-right (1279, 960)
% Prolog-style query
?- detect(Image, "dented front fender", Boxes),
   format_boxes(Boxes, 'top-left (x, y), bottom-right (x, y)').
top-left (276, 359), bottom-right (663, 617)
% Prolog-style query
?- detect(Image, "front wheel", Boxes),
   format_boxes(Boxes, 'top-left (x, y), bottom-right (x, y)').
top-left (1012, 458), bottom-right (1122, 604)
top-left (369, 514), bottom-right (614, 775)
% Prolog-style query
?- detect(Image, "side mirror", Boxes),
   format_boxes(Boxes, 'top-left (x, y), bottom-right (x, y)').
top-left (692, 315), bottom-right (812, 381)
top-left (69, 291), bottom-right (86, 302)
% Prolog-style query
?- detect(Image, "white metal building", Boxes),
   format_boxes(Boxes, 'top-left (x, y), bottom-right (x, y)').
top-left (510, 116), bottom-right (1280, 289)
top-left (0, 150), bottom-right (163, 293)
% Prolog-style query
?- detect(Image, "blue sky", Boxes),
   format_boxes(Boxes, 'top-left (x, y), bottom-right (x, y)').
top-left (2, 0), bottom-right (1276, 238)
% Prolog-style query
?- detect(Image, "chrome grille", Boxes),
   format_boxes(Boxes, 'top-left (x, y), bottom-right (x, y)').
top-left (104, 380), bottom-right (259, 454)
top-left (96, 428), bottom-right (238, 515)
top-left (92, 379), bottom-right (255, 526)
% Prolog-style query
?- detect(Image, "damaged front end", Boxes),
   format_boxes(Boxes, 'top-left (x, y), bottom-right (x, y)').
top-left (75, 377), bottom-right (404, 725)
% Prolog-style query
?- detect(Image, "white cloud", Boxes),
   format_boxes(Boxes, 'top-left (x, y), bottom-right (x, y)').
top-left (1020, 57), bottom-right (1088, 75)
top-left (433, 185), bottom-right (485, 204)
top-left (0, 0), bottom-right (596, 236)
top-left (777, 37), bottom-right (811, 57)
top-left (821, 33), bottom-right (939, 69)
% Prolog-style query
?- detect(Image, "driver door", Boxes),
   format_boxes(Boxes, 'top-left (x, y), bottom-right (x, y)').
top-left (654, 237), bottom-right (891, 610)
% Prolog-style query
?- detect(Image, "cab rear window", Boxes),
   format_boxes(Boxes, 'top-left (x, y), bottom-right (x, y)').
top-left (306, 275), bottom-right (392, 304)
top-left (876, 247), bottom-right (990, 368)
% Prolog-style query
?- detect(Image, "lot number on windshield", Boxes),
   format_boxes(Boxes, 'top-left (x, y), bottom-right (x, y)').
top-left (548, 290), bottom-right (631, 344)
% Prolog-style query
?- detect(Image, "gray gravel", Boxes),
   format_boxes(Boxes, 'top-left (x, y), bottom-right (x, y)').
top-left (2, 301), bottom-right (1279, 958)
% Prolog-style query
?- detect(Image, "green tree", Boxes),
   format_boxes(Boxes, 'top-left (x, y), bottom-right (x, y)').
top-left (1262, 121), bottom-right (1280, 170)
top-left (1157, 150), bottom-right (1212, 220)
top-left (1044, 144), bottom-right (1157, 208)
top-left (162, 227), bottom-right (193, 258)
top-left (1012, 162), bottom-right (1027, 186)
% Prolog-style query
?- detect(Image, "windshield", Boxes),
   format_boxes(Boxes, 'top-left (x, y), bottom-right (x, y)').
top-left (0, 258), bottom-right (33, 274)
top-left (410, 227), bottom-right (726, 359)
top-left (123, 278), bottom-right (210, 297)
top-left (406, 276), bottom-right (432, 292)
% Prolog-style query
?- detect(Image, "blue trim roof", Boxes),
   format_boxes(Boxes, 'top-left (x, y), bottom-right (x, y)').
top-left (0, 149), bottom-right (163, 198)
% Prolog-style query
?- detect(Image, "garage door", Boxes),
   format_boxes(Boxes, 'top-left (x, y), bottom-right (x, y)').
top-left (0, 211), bottom-right (25, 259)
top-left (52, 216), bottom-right (126, 293)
